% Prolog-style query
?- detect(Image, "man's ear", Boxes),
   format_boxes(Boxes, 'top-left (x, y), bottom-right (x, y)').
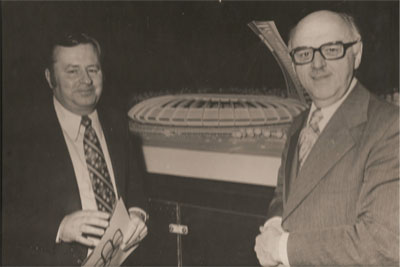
top-left (353, 41), bottom-right (363, 70)
top-left (45, 68), bottom-right (55, 89)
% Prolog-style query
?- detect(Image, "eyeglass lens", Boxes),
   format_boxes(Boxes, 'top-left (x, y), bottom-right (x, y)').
top-left (294, 43), bottom-right (344, 63)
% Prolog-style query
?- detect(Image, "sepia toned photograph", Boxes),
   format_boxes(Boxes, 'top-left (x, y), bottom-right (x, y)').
top-left (2, 1), bottom-right (399, 266)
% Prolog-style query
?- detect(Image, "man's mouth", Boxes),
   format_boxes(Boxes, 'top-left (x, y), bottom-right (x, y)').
top-left (78, 88), bottom-right (95, 94)
top-left (311, 73), bottom-right (331, 81)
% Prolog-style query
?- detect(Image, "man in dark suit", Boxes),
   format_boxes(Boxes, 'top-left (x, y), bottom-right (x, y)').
top-left (3, 33), bottom-right (148, 265)
top-left (255, 10), bottom-right (399, 266)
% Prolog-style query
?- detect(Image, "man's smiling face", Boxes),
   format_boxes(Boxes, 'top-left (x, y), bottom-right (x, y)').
top-left (291, 11), bottom-right (362, 108)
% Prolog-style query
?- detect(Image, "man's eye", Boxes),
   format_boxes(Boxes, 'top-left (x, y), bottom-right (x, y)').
top-left (298, 50), bottom-right (311, 58)
top-left (88, 68), bottom-right (99, 73)
top-left (324, 46), bottom-right (340, 55)
top-left (67, 69), bottom-right (79, 74)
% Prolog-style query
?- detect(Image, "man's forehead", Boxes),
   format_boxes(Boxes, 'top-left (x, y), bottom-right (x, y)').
top-left (53, 44), bottom-right (100, 64)
top-left (292, 11), bottom-right (351, 47)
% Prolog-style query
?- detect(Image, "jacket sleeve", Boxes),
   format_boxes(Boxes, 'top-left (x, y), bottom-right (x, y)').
top-left (266, 132), bottom-right (292, 220)
top-left (124, 125), bottom-right (148, 213)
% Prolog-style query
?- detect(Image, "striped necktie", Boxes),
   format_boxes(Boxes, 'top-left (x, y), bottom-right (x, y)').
top-left (298, 108), bottom-right (323, 169)
top-left (81, 115), bottom-right (116, 213)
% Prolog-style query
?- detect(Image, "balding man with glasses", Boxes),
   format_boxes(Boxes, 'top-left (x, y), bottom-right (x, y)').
top-left (255, 10), bottom-right (399, 266)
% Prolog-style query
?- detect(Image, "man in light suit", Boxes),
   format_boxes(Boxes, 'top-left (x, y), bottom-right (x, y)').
top-left (254, 10), bottom-right (399, 266)
top-left (3, 33), bottom-right (148, 265)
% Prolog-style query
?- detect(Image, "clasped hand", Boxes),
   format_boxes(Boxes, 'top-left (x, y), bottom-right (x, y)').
top-left (59, 210), bottom-right (147, 250)
top-left (254, 224), bottom-right (283, 267)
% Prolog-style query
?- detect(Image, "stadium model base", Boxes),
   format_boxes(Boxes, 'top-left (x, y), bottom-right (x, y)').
top-left (128, 94), bottom-right (306, 186)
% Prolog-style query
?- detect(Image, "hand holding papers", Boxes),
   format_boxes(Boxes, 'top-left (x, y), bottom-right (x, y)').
top-left (82, 199), bottom-right (140, 267)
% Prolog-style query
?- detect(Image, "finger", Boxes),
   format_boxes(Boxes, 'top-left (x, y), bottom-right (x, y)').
top-left (91, 238), bottom-right (101, 248)
top-left (126, 216), bottom-right (142, 241)
top-left (127, 220), bottom-right (145, 245)
top-left (122, 225), bottom-right (147, 252)
top-left (255, 234), bottom-right (262, 245)
top-left (259, 235), bottom-right (270, 252)
top-left (86, 235), bottom-right (101, 248)
top-left (256, 251), bottom-right (271, 267)
top-left (255, 237), bottom-right (275, 267)
top-left (120, 225), bottom-right (137, 251)
top-left (80, 224), bottom-right (106, 237)
top-left (84, 216), bottom-right (110, 229)
top-left (255, 235), bottom-right (268, 254)
top-left (266, 225), bottom-right (280, 234)
top-left (122, 243), bottom-right (140, 253)
top-left (254, 236), bottom-right (262, 253)
top-left (133, 226), bottom-right (148, 245)
top-left (75, 235), bottom-right (96, 247)
top-left (254, 244), bottom-right (266, 265)
top-left (87, 210), bottom-right (111, 220)
top-left (138, 226), bottom-right (148, 240)
top-left (126, 244), bottom-right (139, 252)
top-left (121, 219), bottom-right (144, 250)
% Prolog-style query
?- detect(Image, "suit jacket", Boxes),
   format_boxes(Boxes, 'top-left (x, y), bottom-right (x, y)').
top-left (267, 82), bottom-right (399, 266)
top-left (3, 94), bottom-right (147, 266)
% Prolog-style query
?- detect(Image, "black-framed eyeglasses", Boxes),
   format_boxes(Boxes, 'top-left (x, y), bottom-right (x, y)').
top-left (95, 229), bottom-right (123, 267)
top-left (290, 40), bottom-right (360, 65)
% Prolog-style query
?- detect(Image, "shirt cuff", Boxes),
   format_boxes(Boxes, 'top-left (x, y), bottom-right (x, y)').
top-left (279, 232), bottom-right (290, 266)
top-left (128, 207), bottom-right (149, 222)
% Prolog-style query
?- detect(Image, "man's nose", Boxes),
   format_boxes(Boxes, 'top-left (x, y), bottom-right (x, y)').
top-left (311, 51), bottom-right (326, 69)
top-left (80, 70), bottom-right (93, 84)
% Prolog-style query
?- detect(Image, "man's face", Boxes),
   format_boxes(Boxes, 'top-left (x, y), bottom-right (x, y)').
top-left (46, 44), bottom-right (103, 115)
top-left (290, 12), bottom-right (362, 108)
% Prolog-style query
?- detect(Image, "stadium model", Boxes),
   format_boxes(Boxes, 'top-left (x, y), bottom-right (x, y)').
top-left (127, 21), bottom-right (309, 186)
top-left (128, 94), bottom-right (306, 157)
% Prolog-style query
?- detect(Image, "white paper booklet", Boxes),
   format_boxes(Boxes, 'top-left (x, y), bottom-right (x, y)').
top-left (82, 199), bottom-right (138, 267)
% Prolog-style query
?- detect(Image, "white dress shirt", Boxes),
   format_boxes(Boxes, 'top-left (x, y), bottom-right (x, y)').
top-left (54, 97), bottom-right (119, 209)
top-left (263, 78), bottom-right (358, 266)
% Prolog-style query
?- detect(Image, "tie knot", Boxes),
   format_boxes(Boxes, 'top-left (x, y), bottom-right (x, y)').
top-left (81, 116), bottom-right (92, 127)
top-left (309, 108), bottom-right (323, 133)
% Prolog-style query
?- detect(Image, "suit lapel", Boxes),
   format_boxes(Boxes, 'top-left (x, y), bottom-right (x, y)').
top-left (283, 112), bottom-right (307, 203)
top-left (46, 104), bottom-right (83, 213)
top-left (98, 108), bottom-right (127, 200)
top-left (282, 82), bottom-right (370, 222)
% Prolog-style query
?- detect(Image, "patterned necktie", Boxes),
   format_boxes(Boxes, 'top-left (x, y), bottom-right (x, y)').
top-left (81, 116), bottom-right (116, 213)
top-left (298, 108), bottom-right (323, 169)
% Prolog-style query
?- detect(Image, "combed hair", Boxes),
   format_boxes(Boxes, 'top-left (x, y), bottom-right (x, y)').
top-left (46, 33), bottom-right (102, 69)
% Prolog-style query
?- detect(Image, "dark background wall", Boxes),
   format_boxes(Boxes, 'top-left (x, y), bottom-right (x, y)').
top-left (2, 1), bottom-right (399, 114)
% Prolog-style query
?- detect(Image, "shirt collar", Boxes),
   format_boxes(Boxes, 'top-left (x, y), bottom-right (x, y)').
top-left (53, 97), bottom-right (102, 141)
top-left (308, 77), bottom-right (358, 130)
